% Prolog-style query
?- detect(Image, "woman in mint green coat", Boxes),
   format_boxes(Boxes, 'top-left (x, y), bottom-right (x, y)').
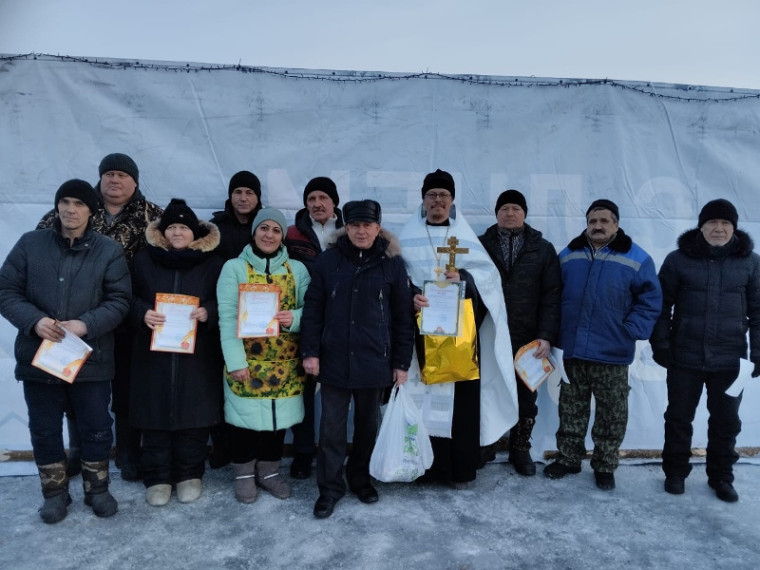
top-left (217, 208), bottom-right (310, 503)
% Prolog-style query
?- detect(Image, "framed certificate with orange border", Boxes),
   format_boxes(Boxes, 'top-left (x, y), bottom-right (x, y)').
top-left (237, 283), bottom-right (281, 338)
top-left (32, 323), bottom-right (93, 383)
top-left (150, 293), bottom-right (200, 354)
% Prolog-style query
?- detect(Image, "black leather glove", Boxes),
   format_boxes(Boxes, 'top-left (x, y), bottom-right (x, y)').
top-left (652, 348), bottom-right (673, 369)
top-left (752, 361), bottom-right (760, 378)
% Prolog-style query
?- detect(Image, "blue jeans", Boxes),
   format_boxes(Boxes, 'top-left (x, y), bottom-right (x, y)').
top-left (23, 381), bottom-right (113, 465)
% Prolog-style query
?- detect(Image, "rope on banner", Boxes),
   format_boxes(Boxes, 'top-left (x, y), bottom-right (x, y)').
top-left (2, 53), bottom-right (759, 103)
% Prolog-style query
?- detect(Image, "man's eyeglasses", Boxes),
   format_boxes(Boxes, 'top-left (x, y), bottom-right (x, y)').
top-left (425, 191), bottom-right (452, 200)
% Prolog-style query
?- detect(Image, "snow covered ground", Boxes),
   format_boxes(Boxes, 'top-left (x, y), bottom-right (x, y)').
top-left (1, 456), bottom-right (758, 570)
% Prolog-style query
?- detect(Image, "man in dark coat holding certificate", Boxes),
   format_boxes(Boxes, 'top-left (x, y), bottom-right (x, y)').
top-left (480, 189), bottom-right (562, 475)
top-left (0, 179), bottom-right (131, 524)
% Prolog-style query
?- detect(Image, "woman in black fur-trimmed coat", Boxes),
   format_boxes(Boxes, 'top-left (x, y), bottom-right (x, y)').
top-left (129, 199), bottom-right (224, 505)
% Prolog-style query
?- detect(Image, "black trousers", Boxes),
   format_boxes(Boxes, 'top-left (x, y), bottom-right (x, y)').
top-left (516, 377), bottom-right (538, 419)
top-left (317, 384), bottom-right (383, 500)
top-left (141, 427), bottom-right (209, 487)
top-left (662, 365), bottom-right (742, 483)
top-left (290, 375), bottom-right (318, 456)
top-left (228, 425), bottom-right (285, 464)
top-left (23, 381), bottom-right (113, 465)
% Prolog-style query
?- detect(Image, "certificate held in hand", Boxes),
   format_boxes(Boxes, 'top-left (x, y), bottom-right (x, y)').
top-left (150, 293), bottom-right (200, 354)
top-left (419, 280), bottom-right (463, 337)
top-left (514, 340), bottom-right (557, 392)
top-left (237, 283), bottom-right (281, 338)
top-left (32, 323), bottom-right (93, 383)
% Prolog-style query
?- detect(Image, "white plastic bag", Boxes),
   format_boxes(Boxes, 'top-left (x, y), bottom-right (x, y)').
top-left (370, 383), bottom-right (434, 482)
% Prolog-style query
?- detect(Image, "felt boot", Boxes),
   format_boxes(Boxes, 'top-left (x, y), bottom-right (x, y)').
top-left (82, 460), bottom-right (118, 517)
top-left (176, 479), bottom-right (202, 503)
top-left (509, 417), bottom-right (537, 476)
top-left (146, 484), bottom-right (172, 506)
top-left (38, 461), bottom-right (72, 524)
top-left (256, 460), bottom-right (291, 499)
top-left (232, 460), bottom-right (257, 503)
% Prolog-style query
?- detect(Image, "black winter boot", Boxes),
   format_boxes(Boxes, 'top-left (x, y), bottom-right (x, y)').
top-left (38, 461), bottom-right (72, 524)
top-left (478, 444), bottom-right (497, 469)
top-left (508, 418), bottom-right (537, 476)
top-left (82, 460), bottom-right (118, 517)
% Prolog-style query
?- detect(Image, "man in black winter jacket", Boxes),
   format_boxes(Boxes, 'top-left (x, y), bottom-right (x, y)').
top-left (650, 198), bottom-right (760, 502)
top-left (0, 180), bottom-right (131, 524)
top-left (301, 199), bottom-right (413, 518)
top-left (480, 190), bottom-right (562, 475)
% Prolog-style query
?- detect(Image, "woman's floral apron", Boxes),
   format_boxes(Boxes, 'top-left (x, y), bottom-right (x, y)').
top-left (225, 260), bottom-right (305, 399)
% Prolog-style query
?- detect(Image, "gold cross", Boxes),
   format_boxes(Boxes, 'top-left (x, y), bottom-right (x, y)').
top-left (437, 237), bottom-right (469, 272)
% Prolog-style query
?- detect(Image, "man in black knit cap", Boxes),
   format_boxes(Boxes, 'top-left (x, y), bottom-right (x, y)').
top-left (651, 198), bottom-right (760, 502)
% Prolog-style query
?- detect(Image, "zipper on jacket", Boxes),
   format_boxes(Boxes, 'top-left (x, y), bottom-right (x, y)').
top-left (271, 399), bottom-right (277, 430)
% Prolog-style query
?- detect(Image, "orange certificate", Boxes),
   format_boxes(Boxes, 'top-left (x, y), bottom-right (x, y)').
top-left (32, 323), bottom-right (93, 383)
top-left (514, 340), bottom-right (557, 392)
top-left (237, 283), bottom-right (281, 338)
top-left (150, 293), bottom-right (200, 354)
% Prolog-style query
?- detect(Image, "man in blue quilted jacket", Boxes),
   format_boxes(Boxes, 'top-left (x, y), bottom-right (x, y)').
top-left (544, 199), bottom-right (662, 491)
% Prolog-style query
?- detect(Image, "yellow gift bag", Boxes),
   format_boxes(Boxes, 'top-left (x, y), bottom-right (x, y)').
top-left (416, 298), bottom-right (479, 385)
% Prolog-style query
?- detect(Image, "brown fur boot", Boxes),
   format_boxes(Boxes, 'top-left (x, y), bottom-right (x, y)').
top-left (232, 460), bottom-right (258, 503)
top-left (256, 460), bottom-right (291, 499)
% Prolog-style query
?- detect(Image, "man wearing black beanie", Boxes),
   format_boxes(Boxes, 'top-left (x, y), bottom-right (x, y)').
top-left (285, 176), bottom-right (343, 271)
top-left (545, 198), bottom-right (661, 492)
top-left (651, 198), bottom-right (760, 502)
top-left (211, 170), bottom-right (263, 262)
top-left (36, 153), bottom-right (163, 483)
top-left (0, 179), bottom-right (131, 523)
top-left (479, 189), bottom-right (561, 476)
top-left (284, 176), bottom-right (344, 479)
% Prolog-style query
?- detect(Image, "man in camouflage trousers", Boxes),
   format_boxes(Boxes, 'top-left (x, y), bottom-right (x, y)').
top-left (38, 153), bottom-right (163, 480)
top-left (544, 199), bottom-right (662, 490)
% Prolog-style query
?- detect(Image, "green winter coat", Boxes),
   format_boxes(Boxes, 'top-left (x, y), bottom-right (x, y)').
top-left (217, 244), bottom-right (310, 431)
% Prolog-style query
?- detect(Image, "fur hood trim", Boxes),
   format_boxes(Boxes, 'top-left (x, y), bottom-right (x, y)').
top-left (326, 227), bottom-right (402, 257)
top-left (567, 227), bottom-right (632, 253)
top-left (146, 219), bottom-right (221, 252)
top-left (677, 227), bottom-right (754, 258)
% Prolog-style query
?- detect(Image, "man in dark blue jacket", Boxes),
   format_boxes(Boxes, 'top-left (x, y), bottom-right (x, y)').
top-left (0, 180), bottom-right (131, 524)
top-left (650, 199), bottom-right (760, 502)
top-left (544, 199), bottom-right (661, 491)
top-left (301, 199), bottom-right (414, 518)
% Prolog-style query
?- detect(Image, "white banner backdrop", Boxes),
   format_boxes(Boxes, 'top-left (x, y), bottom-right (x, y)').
top-left (1, 54), bottom-right (760, 457)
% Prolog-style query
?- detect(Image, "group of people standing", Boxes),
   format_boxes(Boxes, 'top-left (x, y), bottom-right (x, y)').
top-left (1, 155), bottom-right (757, 526)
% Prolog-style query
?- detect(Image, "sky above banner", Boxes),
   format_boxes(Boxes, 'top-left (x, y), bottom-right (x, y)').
top-left (0, 0), bottom-right (758, 90)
